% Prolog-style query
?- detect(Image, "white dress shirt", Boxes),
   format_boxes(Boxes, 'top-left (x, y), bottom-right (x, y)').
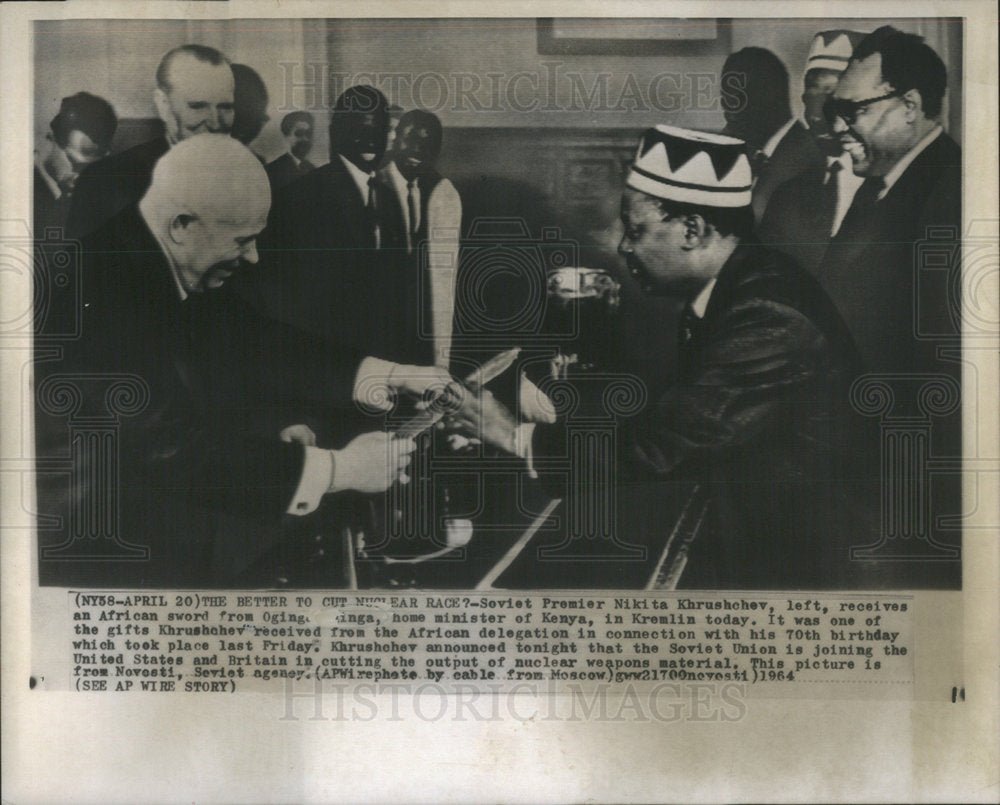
top-left (761, 117), bottom-right (798, 159)
top-left (338, 154), bottom-right (373, 200)
top-left (382, 160), bottom-right (462, 368)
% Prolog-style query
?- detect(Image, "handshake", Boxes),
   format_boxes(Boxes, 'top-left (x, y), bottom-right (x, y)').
top-left (280, 353), bottom-right (552, 498)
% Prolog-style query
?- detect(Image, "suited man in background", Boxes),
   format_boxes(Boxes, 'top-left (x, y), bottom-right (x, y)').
top-left (236, 85), bottom-right (409, 366)
top-left (379, 109), bottom-right (462, 368)
top-left (231, 63), bottom-right (270, 153)
top-left (266, 111), bottom-right (316, 190)
top-left (34, 92), bottom-right (117, 234)
top-left (721, 47), bottom-right (825, 223)
top-left (820, 25), bottom-right (961, 374)
top-left (759, 30), bottom-right (867, 273)
top-left (66, 44), bottom-right (235, 239)
top-left (35, 135), bottom-right (444, 587)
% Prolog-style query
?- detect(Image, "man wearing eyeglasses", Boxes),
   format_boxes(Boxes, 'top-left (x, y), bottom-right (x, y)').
top-left (758, 30), bottom-right (867, 274)
top-left (818, 25), bottom-right (961, 375)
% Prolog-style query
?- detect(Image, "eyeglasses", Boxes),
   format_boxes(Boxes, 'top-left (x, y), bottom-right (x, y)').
top-left (823, 91), bottom-right (902, 126)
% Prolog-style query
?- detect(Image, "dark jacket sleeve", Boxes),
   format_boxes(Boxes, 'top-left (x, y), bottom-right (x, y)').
top-left (119, 393), bottom-right (307, 523)
top-left (533, 295), bottom-right (833, 479)
top-left (204, 291), bottom-right (368, 415)
top-left (64, 162), bottom-right (105, 240)
top-left (68, 292), bottom-right (312, 524)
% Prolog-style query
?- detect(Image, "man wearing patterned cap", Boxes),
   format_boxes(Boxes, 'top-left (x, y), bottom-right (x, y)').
top-left (759, 30), bottom-right (867, 273)
top-left (450, 125), bottom-right (874, 589)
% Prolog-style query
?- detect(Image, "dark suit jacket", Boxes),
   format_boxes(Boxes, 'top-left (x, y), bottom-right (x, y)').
top-left (534, 242), bottom-right (874, 589)
top-left (65, 136), bottom-right (169, 239)
top-left (35, 205), bottom-right (366, 587)
top-left (266, 152), bottom-right (315, 191)
top-left (752, 121), bottom-right (825, 224)
top-left (233, 156), bottom-right (411, 364)
top-left (758, 164), bottom-right (835, 277)
top-left (34, 166), bottom-right (71, 235)
top-left (819, 131), bottom-right (961, 374)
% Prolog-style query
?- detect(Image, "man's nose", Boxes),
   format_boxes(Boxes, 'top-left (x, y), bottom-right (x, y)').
top-left (242, 241), bottom-right (259, 264)
top-left (204, 108), bottom-right (221, 131)
top-left (617, 237), bottom-right (631, 257)
top-left (831, 114), bottom-right (849, 134)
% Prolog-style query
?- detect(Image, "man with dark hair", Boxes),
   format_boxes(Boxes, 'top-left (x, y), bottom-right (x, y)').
top-left (266, 111), bottom-right (316, 190)
top-left (449, 125), bottom-right (872, 589)
top-left (721, 47), bottom-right (825, 222)
top-left (379, 108), bottom-right (462, 367)
top-left (34, 92), bottom-right (117, 233)
top-left (759, 30), bottom-right (867, 273)
top-left (230, 63), bottom-right (270, 149)
top-left (235, 85), bottom-right (408, 364)
top-left (820, 25), bottom-right (960, 373)
top-left (66, 44), bottom-right (235, 238)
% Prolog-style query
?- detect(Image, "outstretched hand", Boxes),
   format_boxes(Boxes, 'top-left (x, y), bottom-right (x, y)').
top-left (330, 432), bottom-right (416, 494)
top-left (445, 388), bottom-right (518, 455)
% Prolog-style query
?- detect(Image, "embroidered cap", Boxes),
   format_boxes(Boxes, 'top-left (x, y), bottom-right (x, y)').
top-left (805, 30), bottom-right (866, 75)
top-left (625, 125), bottom-right (752, 208)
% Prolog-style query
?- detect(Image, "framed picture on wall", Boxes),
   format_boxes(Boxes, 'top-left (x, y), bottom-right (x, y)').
top-left (537, 17), bottom-right (733, 56)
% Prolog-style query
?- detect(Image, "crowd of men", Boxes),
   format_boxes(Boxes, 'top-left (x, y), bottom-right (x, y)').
top-left (34, 25), bottom-right (961, 589)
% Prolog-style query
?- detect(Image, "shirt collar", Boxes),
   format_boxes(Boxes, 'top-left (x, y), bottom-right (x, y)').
top-left (880, 125), bottom-right (942, 198)
top-left (690, 277), bottom-right (718, 319)
top-left (761, 117), bottom-right (797, 159)
top-left (826, 152), bottom-right (852, 172)
top-left (338, 153), bottom-right (373, 198)
top-left (34, 151), bottom-right (62, 201)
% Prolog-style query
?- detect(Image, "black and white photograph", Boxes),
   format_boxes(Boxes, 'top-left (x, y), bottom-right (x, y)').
top-left (26, 15), bottom-right (968, 592)
top-left (2, 3), bottom-right (997, 803)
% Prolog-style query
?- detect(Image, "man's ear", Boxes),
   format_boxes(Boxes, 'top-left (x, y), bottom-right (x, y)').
top-left (682, 214), bottom-right (707, 249)
top-left (168, 213), bottom-right (198, 245)
top-left (901, 88), bottom-right (923, 121)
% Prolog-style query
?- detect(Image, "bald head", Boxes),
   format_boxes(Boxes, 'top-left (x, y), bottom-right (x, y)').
top-left (141, 135), bottom-right (270, 294)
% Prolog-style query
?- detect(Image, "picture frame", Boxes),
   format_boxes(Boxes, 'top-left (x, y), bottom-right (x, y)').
top-left (537, 17), bottom-right (733, 57)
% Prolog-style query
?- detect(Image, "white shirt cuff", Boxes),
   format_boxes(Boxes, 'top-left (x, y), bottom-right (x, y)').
top-left (286, 446), bottom-right (334, 516)
top-left (353, 356), bottom-right (398, 412)
top-left (514, 422), bottom-right (538, 479)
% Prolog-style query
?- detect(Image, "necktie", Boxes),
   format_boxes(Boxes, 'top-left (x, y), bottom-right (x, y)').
top-left (820, 160), bottom-right (842, 222)
top-left (750, 149), bottom-right (770, 180)
top-left (407, 179), bottom-right (421, 243)
top-left (366, 175), bottom-right (380, 249)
